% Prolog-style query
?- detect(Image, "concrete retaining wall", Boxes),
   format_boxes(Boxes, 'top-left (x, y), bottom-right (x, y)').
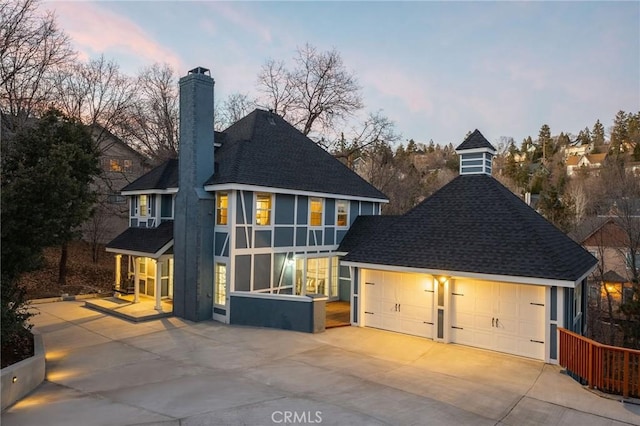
top-left (1, 331), bottom-right (45, 411)
top-left (230, 292), bottom-right (327, 333)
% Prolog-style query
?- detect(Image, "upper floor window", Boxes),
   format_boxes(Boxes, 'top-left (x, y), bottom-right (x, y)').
top-left (255, 193), bottom-right (272, 226)
top-left (139, 195), bottom-right (148, 217)
top-left (336, 200), bottom-right (349, 227)
top-left (310, 198), bottom-right (323, 227)
top-left (216, 193), bottom-right (228, 225)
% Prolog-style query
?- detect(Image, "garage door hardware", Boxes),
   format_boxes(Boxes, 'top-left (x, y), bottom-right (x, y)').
top-left (394, 303), bottom-right (402, 312)
top-left (530, 339), bottom-right (544, 344)
top-left (452, 292), bottom-right (464, 296)
top-left (424, 289), bottom-right (434, 293)
top-left (423, 321), bottom-right (434, 325)
top-left (530, 302), bottom-right (544, 306)
top-left (492, 318), bottom-right (500, 327)
top-left (365, 311), bottom-right (374, 315)
top-left (451, 326), bottom-right (463, 330)
top-left (365, 282), bottom-right (375, 285)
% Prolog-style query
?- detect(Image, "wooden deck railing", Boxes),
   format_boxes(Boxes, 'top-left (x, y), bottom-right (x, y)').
top-left (559, 327), bottom-right (640, 398)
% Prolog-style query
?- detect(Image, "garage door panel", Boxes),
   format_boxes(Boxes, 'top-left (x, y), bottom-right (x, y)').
top-left (364, 312), bottom-right (382, 329)
top-left (400, 319), bottom-right (433, 339)
top-left (451, 280), bottom-right (547, 360)
top-left (363, 270), bottom-right (434, 340)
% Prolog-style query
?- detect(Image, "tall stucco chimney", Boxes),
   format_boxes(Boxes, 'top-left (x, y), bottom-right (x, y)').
top-left (173, 67), bottom-right (215, 321)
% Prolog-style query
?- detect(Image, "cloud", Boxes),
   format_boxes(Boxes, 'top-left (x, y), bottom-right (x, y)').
top-left (204, 3), bottom-right (272, 44)
top-left (51, 2), bottom-right (184, 73)
top-left (360, 66), bottom-right (435, 115)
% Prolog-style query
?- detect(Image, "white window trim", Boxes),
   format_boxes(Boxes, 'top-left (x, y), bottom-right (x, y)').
top-left (216, 192), bottom-right (230, 227)
top-left (336, 199), bottom-right (349, 228)
top-left (255, 192), bottom-right (273, 227)
top-left (309, 197), bottom-right (324, 228)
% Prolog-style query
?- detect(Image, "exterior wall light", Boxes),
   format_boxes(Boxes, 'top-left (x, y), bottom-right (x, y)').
top-left (12, 376), bottom-right (18, 383)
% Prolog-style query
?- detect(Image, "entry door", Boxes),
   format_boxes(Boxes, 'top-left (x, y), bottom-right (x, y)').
top-left (364, 270), bottom-right (434, 339)
top-left (451, 280), bottom-right (546, 360)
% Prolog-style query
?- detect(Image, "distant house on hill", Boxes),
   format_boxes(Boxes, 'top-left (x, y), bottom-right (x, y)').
top-left (83, 125), bottom-right (151, 247)
top-left (566, 153), bottom-right (607, 176)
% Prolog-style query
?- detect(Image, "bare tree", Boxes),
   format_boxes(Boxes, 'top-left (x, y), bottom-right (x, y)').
top-left (257, 43), bottom-right (363, 137)
top-left (333, 111), bottom-right (400, 168)
top-left (215, 92), bottom-right (255, 131)
top-left (119, 62), bottom-right (179, 162)
top-left (0, 0), bottom-right (75, 131)
top-left (51, 55), bottom-right (136, 142)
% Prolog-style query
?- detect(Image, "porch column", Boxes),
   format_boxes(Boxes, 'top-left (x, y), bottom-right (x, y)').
top-left (155, 260), bottom-right (163, 311)
top-left (134, 257), bottom-right (140, 303)
top-left (114, 254), bottom-right (122, 291)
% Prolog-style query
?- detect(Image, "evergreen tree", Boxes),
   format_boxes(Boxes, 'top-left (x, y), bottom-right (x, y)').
top-left (2, 109), bottom-right (101, 285)
top-left (610, 110), bottom-right (629, 157)
top-left (592, 119), bottom-right (606, 147)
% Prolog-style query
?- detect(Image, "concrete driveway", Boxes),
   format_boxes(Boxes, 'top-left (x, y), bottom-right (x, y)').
top-left (3, 301), bottom-right (640, 426)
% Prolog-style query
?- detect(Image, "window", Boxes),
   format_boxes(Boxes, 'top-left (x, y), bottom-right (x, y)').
top-left (574, 283), bottom-right (582, 317)
top-left (139, 195), bottom-right (148, 217)
top-left (336, 200), bottom-right (349, 227)
top-left (107, 194), bottom-right (126, 204)
top-left (215, 263), bottom-right (227, 305)
top-left (216, 193), bottom-right (228, 225)
top-left (109, 159), bottom-right (122, 172)
top-left (310, 198), bottom-right (323, 226)
top-left (255, 193), bottom-right (272, 225)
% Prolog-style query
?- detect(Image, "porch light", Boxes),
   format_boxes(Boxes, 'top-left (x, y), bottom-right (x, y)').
top-left (438, 276), bottom-right (448, 284)
top-left (12, 376), bottom-right (17, 383)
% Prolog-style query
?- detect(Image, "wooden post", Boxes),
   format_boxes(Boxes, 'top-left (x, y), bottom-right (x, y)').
top-left (624, 350), bottom-right (630, 398)
top-left (155, 260), bottom-right (163, 311)
top-left (588, 340), bottom-right (593, 389)
top-left (115, 254), bottom-right (122, 290)
top-left (134, 257), bottom-right (140, 303)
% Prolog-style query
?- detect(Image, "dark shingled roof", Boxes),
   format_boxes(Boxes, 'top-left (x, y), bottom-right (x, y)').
top-left (456, 129), bottom-right (496, 151)
top-left (599, 270), bottom-right (627, 283)
top-left (338, 215), bottom-right (398, 252)
top-left (205, 109), bottom-right (386, 200)
top-left (122, 159), bottom-right (178, 192)
top-left (106, 221), bottom-right (173, 255)
top-left (343, 174), bottom-right (597, 282)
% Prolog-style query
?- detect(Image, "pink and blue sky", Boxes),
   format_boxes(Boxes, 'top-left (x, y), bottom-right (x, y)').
top-left (48, 1), bottom-right (639, 146)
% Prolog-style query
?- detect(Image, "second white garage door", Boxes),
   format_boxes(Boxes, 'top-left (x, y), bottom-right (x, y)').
top-left (450, 279), bottom-right (546, 360)
top-left (363, 270), bottom-right (434, 339)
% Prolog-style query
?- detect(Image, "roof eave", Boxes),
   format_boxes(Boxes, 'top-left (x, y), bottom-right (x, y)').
top-left (105, 240), bottom-right (173, 259)
top-left (121, 188), bottom-right (178, 196)
top-left (203, 183), bottom-right (389, 203)
top-left (341, 261), bottom-right (586, 288)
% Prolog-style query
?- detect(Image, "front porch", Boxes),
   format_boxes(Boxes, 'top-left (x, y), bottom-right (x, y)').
top-left (85, 295), bottom-right (173, 322)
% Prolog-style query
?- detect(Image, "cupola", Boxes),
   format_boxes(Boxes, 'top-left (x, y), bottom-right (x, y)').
top-left (455, 129), bottom-right (496, 176)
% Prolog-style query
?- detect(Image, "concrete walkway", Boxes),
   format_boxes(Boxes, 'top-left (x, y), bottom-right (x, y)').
top-left (3, 301), bottom-right (640, 426)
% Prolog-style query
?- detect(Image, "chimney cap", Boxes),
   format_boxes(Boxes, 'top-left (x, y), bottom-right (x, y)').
top-left (188, 66), bottom-right (210, 76)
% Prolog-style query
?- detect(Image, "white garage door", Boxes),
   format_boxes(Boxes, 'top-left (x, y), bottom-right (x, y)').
top-left (451, 279), bottom-right (546, 360)
top-left (363, 270), bottom-right (434, 339)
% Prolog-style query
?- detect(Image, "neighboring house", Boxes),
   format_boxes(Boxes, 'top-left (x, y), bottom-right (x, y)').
top-left (571, 217), bottom-right (638, 311)
top-left (106, 67), bottom-right (387, 324)
top-left (566, 153), bottom-right (607, 176)
top-left (84, 125), bottom-right (151, 245)
top-left (564, 141), bottom-right (592, 158)
top-left (340, 130), bottom-right (597, 363)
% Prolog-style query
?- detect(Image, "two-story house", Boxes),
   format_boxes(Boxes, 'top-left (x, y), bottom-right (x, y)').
top-left (105, 66), bottom-right (597, 363)
top-left (106, 67), bottom-right (387, 324)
